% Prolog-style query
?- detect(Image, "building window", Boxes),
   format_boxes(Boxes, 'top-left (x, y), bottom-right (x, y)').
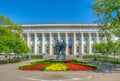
top-left (84, 34), bottom-right (88, 41)
top-left (118, 36), bottom-right (120, 40)
top-left (92, 45), bottom-right (94, 53)
top-left (54, 35), bottom-right (57, 40)
top-left (69, 35), bottom-right (72, 39)
top-left (23, 34), bottom-right (27, 41)
top-left (76, 46), bottom-right (79, 53)
top-left (84, 45), bottom-right (88, 53)
top-left (91, 34), bottom-right (95, 41)
top-left (38, 35), bottom-right (42, 41)
top-left (31, 46), bottom-right (34, 53)
top-left (61, 35), bottom-right (64, 40)
top-left (46, 34), bottom-right (49, 41)
top-left (31, 34), bottom-right (35, 41)
top-left (99, 34), bottom-right (103, 41)
top-left (38, 46), bottom-right (42, 53)
top-left (46, 46), bottom-right (49, 53)
top-left (76, 34), bottom-right (80, 40)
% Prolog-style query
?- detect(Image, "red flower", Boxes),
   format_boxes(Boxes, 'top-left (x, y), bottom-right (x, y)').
top-left (64, 62), bottom-right (94, 71)
top-left (21, 64), bottom-right (47, 71)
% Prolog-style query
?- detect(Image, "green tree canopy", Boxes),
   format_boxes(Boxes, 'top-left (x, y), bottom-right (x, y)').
top-left (93, 0), bottom-right (120, 36)
top-left (0, 15), bottom-right (30, 55)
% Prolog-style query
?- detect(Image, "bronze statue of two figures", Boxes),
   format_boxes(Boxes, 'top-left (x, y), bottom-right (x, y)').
top-left (55, 40), bottom-right (66, 61)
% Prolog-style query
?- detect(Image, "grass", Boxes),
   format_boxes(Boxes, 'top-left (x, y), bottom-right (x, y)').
top-left (83, 54), bottom-right (120, 64)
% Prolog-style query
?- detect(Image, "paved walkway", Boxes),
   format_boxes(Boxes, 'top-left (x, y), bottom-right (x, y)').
top-left (0, 59), bottom-right (120, 81)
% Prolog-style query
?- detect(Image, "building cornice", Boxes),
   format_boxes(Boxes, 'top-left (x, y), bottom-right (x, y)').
top-left (21, 24), bottom-right (99, 27)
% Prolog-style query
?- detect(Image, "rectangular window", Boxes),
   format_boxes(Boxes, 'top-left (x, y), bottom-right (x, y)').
top-left (84, 45), bottom-right (88, 53)
top-left (54, 35), bottom-right (57, 40)
top-left (61, 35), bottom-right (65, 40)
top-left (39, 46), bottom-right (42, 53)
top-left (91, 34), bottom-right (95, 41)
top-left (24, 34), bottom-right (27, 41)
top-left (31, 46), bottom-right (34, 53)
top-left (92, 45), bottom-right (94, 53)
top-left (38, 35), bottom-right (42, 41)
top-left (76, 46), bottom-right (79, 53)
top-left (99, 34), bottom-right (103, 41)
top-left (84, 34), bottom-right (88, 41)
top-left (46, 46), bottom-right (49, 53)
top-left (76, 34), bottom-right (80, 40)
top-left (31, 34), bottom-right (35, 41)
top-left (46, 34), bottom-right (49, 41)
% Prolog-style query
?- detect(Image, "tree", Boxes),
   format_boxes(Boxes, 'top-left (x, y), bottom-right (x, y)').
top-left (0, 15), bottom-right (30, 62)
top-left (93, 0), bottom-right (120, 35)
top-left (93, 0), bottom-right (120, 62)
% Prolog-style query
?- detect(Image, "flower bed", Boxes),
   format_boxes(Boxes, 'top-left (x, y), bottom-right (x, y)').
top-left (18, 60), bottom-right (99, 71)
top-left (65, 62), bottom-right (94, 71)
top-left (21, 64), bottom-right (47, 70)
top-left (44, 63), bottom-right (68, 71)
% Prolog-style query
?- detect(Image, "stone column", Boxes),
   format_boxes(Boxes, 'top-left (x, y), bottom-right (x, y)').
top-left (49, 33), bottom-right (52, 55)
top-left (81, 32), bottom-right (84, 54)
top-left (27, 33), bottom-right (30, 47)
top-left (65, 33), bottom-right (68, 55)
top-left (88, 32), bottom-right (92, 54)
top-left (42, 33), bottom-right (45, 54)
top-left (34, 33), bottom-right (37, 54)
top-left (73, 33), bottom-right (76, 55)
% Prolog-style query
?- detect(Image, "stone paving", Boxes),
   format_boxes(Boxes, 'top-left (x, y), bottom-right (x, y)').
top-left (0, 59), bottom-right (120, 81)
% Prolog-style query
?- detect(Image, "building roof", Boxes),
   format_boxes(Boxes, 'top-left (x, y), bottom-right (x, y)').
top-left (21, 24), bottom-right (99, 27)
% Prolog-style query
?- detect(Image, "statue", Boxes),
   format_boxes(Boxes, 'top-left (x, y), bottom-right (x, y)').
top-left (55, 39), bottom-right (61, 60)
top-left (55, 39), bottom-right (66, 61)
top-left (61, 40), bottom-right (66, 60)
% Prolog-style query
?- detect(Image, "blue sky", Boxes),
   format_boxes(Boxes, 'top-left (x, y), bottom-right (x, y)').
top-left (0, 0), bottom-right (97, 24)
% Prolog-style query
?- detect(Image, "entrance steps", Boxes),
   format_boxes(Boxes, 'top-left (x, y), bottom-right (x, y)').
top-left (43, 55), bottom-right (78, 60)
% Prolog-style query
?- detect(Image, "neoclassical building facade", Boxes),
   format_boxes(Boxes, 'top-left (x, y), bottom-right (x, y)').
top-left (22, 24), bottom-right (103, 55)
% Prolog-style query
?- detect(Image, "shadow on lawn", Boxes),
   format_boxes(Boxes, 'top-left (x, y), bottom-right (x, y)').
top-left (87, 61), bottom-right (120, 73)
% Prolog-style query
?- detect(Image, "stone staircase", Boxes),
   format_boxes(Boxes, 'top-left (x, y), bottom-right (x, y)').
top-left (43, 55), bottom-right (78, 60)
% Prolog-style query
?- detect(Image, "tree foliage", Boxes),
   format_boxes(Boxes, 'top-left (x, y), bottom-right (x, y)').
top-left (93, 0), bottom-right (120, 36)
top-left (0, 15), bottom-right (30, 55)
top-left (93, 0), bottom-right (120, 61)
